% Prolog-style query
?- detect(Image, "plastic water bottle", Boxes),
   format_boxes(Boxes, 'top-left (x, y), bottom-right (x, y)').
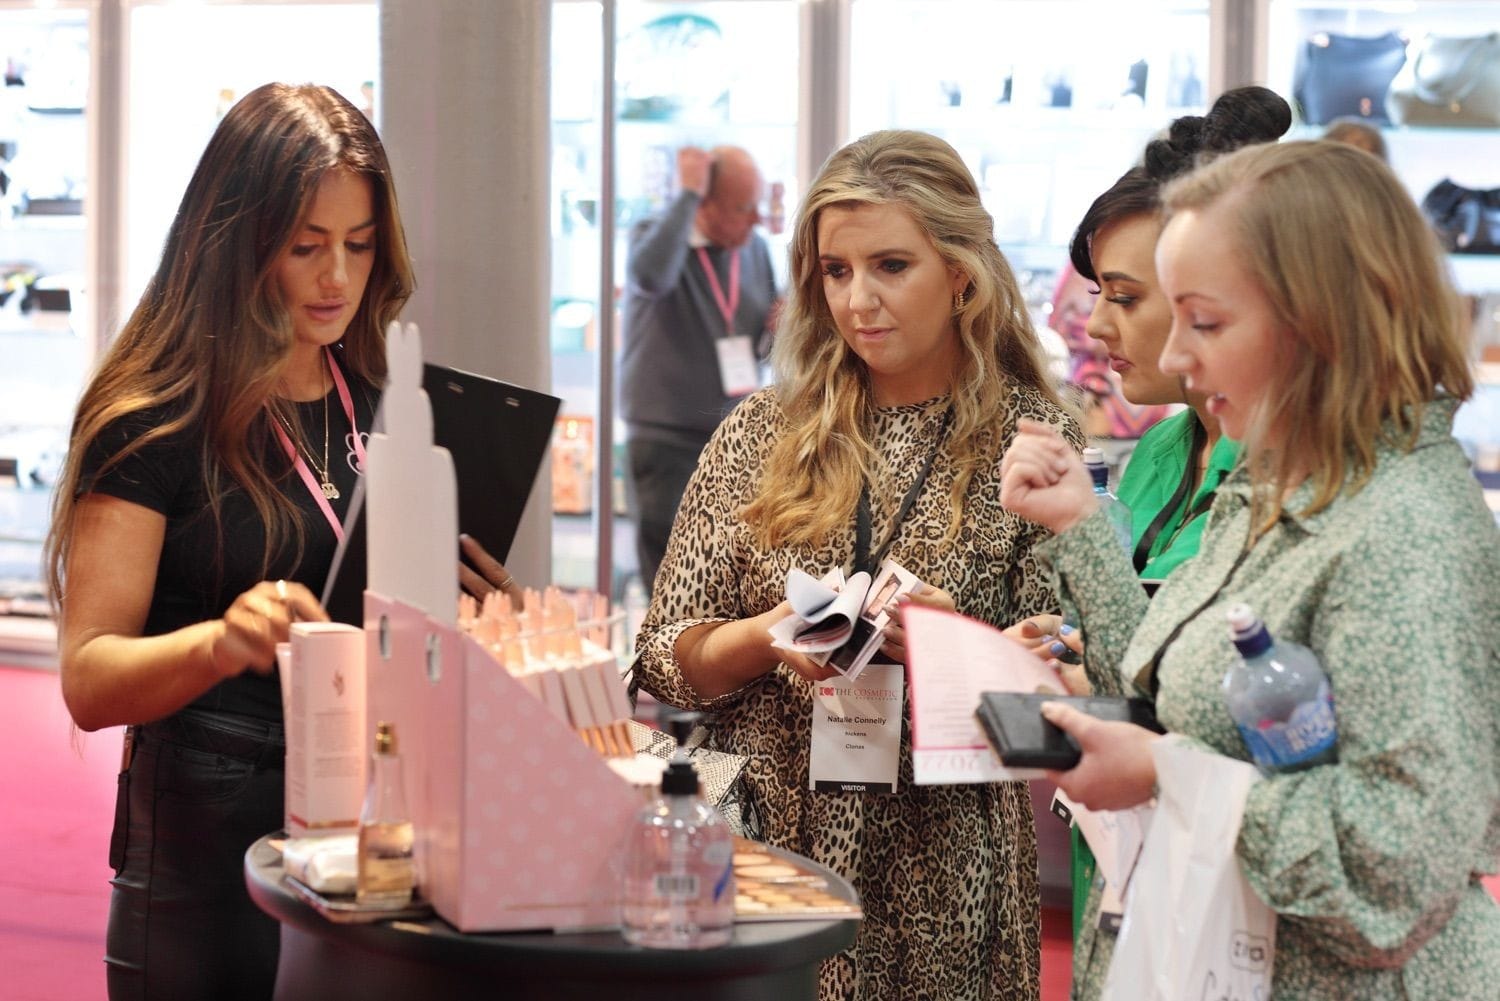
top-left (620, 713), bottom-right (735, 949)
top-left (1084, 447), bottom-right (1132, 552)
top-left (1221, 604), bottom-right (1338, 774)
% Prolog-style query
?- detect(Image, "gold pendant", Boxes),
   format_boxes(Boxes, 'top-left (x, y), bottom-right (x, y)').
top-left (321, 480), bottom-right (340, 500)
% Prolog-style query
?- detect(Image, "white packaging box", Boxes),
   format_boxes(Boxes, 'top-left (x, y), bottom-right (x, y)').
top-left (285, 622), bottom-right (367, 837)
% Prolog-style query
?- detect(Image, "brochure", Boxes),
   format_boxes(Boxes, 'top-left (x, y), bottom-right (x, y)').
top-left (902, 604), bottom-right (1068, 784)
top-left (769, 560), bottom-right (923, 680)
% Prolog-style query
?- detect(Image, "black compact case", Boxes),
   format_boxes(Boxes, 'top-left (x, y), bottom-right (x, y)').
top-left (975, 692), bottom-right (1165, 770)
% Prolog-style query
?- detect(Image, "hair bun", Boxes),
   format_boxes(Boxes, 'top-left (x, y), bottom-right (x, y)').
top-left (1143, 116), bottom-right (1204, 181)
top-left (1143, 87), bottom-right (1291, 182)
top-left (1201, 85), bottom-right (1293, 152)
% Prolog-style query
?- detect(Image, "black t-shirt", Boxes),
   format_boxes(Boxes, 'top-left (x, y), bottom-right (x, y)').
top-left (78, 356), bottom-right (379, 722)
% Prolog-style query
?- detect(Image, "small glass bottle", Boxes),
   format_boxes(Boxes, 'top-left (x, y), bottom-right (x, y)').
top-left (356, 720), bottom-right (415, 909)
top-left (1084, 447), bottom-right (1133, 552)
top-left (620, 713), bottom-right (735, 949)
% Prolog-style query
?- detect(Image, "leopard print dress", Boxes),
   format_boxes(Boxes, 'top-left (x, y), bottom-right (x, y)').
top-left (634, 386), bottom-right (1082, 1000)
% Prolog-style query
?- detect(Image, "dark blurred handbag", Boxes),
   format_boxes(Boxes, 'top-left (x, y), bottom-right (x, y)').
top-left (1387, 32), bottom-right (1500, 126)
top-left (1421, 179), bottom-right (1500, 253)
top-left (1294, 31), bottom-right (1407, 124)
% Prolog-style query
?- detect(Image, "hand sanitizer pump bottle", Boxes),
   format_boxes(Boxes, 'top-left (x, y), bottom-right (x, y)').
top-left (621, 712), bottom-right (735, 948)
top-left (1083, 447), bottom-right (1133, 552)
top-left (1222, 603), bottom-right (1339, 775)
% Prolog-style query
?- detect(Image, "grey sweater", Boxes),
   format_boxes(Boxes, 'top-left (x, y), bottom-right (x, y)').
top-left (619, 190), bottom-right (777, 445)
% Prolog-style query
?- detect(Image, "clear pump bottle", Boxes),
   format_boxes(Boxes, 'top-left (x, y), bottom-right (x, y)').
top-left (620, 713), bottom-right (735, 949)
top-left (1222, 604), bottom-right (1339, 775)
top-left (356, 720), bottom-right (416, 909)
top-left (1084, 447), bottom-right (1133, 551)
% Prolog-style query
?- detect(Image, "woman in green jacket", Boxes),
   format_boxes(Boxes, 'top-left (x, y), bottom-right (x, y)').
top-left (1011, 85), bottom-right (1290, 939)
top-left (1073, 86), bottom-right (1289, 582)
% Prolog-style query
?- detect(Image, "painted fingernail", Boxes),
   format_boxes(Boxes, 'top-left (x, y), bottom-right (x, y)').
top-left (1059, 624), bottom-right (1075, 636)
top-left (1049, 641), bottom-right (1067, 656)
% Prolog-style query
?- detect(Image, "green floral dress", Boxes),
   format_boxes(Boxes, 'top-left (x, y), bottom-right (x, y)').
top-left (1042, 399), bottom-right (1500, 1000)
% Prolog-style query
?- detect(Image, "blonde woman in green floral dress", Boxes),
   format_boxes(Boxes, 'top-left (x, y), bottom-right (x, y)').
top-left (1000, 140), bottom-right (1499, 999)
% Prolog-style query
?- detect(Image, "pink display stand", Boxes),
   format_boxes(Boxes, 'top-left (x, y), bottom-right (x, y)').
top-left (359, 323), bottom-right (640, 932)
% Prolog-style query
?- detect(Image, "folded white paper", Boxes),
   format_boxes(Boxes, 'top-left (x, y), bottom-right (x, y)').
top-left (770, 562), bottom-right (923, 680)
top-left (782, 568), bottom-right (871, 650)
top-left (283, 835), bottom-right (359, 895)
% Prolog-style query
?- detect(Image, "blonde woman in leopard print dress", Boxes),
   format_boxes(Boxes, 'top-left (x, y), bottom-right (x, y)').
top-left (633, 129), bottom-right (1082, 1000)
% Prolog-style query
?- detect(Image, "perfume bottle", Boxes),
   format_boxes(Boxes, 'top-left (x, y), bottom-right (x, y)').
top-left (620, 713), bottom-right (735, 949)
top-left (356, 720), bottom-right (415, 909)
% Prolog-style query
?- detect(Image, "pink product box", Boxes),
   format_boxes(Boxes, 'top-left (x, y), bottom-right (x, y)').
top-left (363, 591), bottom-right (641, 933)
top-left (284, 622), bottom-right (368, 838)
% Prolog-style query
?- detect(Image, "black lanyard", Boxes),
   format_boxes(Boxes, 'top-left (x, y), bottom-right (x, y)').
top-left (1132, 419), bottom-right (1220, 574)
top-left (1134, 536), bottom-right (1253, 699)
top-left (852, 408), bottom-right (952, 576)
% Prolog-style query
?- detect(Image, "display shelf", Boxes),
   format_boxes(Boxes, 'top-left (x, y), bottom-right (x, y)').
top-left (2, 210), bottom-right (86, 228)
top-left (1448, 255), bottom-right (1500, 293)
top-left (1273, 0), bottom-right (1500, 290)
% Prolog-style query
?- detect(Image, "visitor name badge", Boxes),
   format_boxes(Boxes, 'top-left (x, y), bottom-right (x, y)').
top-left (809, 661), bottom-right (904, 794)
top-left (716, 335), bottom-right (759, 397)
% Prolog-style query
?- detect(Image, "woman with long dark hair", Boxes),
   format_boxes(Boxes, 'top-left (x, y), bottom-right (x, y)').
top-left (46, 82), bottom-right (414, 999)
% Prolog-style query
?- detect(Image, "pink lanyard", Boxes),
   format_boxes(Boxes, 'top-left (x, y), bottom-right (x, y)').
top-left (696, 246), bottom-right (741, 337)
top-left (267, 347), bottom-right (367, 541)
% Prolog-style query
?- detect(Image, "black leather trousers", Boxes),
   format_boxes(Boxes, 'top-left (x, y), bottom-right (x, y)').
top-left (105, 708), bottom-right (285, 1001)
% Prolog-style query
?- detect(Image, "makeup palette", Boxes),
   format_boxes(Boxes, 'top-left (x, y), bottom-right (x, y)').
top-left (730, 837), bottom-right (863, 922)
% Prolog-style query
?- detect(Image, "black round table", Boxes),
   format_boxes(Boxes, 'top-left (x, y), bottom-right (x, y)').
top-left (245, 835), bottom-right (860, 1001)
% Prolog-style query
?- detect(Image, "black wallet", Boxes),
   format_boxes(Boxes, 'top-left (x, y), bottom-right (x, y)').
top-left (975, 692), bottom-right (1164, 770)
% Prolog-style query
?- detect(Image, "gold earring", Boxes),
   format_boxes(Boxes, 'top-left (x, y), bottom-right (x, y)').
top-left (954, 289), bottom-right (966, 311)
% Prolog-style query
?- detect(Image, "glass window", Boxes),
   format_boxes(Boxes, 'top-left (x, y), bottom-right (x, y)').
top-left (549, 0), bottom-right (801, 601)
top-left (0, 4), bottom-right (90, 623)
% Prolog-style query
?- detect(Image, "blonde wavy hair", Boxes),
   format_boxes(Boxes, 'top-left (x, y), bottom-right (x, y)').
top-left (46, 83), bottom-right (415, 607)
top-left (742, 129), bottom-right (1060, 548)
top-left (1160, 140), bottom-right (1473, 531)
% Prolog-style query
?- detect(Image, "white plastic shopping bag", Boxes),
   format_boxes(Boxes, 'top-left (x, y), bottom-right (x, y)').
top-left (1101, 736), bottom-right (1276, 1001)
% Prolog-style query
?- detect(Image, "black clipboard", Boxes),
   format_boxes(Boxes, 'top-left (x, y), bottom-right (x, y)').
top-left (320, 363), bottom-right (561, 626)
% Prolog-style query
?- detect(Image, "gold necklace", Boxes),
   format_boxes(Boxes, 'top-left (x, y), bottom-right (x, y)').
top-left (273, 363), bottom-right (339, 500)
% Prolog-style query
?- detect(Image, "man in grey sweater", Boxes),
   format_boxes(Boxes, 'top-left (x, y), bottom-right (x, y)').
top-left (620, 145), bottom-right (778, 596)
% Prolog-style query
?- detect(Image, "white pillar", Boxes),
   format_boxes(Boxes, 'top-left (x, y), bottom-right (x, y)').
top-left (380, 0), bottom-right (552, 591)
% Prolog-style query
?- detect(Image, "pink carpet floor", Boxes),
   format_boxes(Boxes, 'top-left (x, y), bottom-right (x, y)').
top-left (0, 665), bottom-right (122, 1000)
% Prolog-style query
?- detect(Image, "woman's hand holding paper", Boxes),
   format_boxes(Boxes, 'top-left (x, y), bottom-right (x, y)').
top-left (878, 583), bottom-right (954, 664)
top-left (1002, 615), bottom-right (1089, 694)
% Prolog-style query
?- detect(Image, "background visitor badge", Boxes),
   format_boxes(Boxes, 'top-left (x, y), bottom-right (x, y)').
top-left (809, 663), bottom-right (904, 794)
top-left (715, 335), bottom-right (759, 397)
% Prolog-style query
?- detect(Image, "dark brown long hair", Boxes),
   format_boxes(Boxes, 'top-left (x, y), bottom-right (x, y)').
top-left (46, 82), bottom-right (415, 608)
